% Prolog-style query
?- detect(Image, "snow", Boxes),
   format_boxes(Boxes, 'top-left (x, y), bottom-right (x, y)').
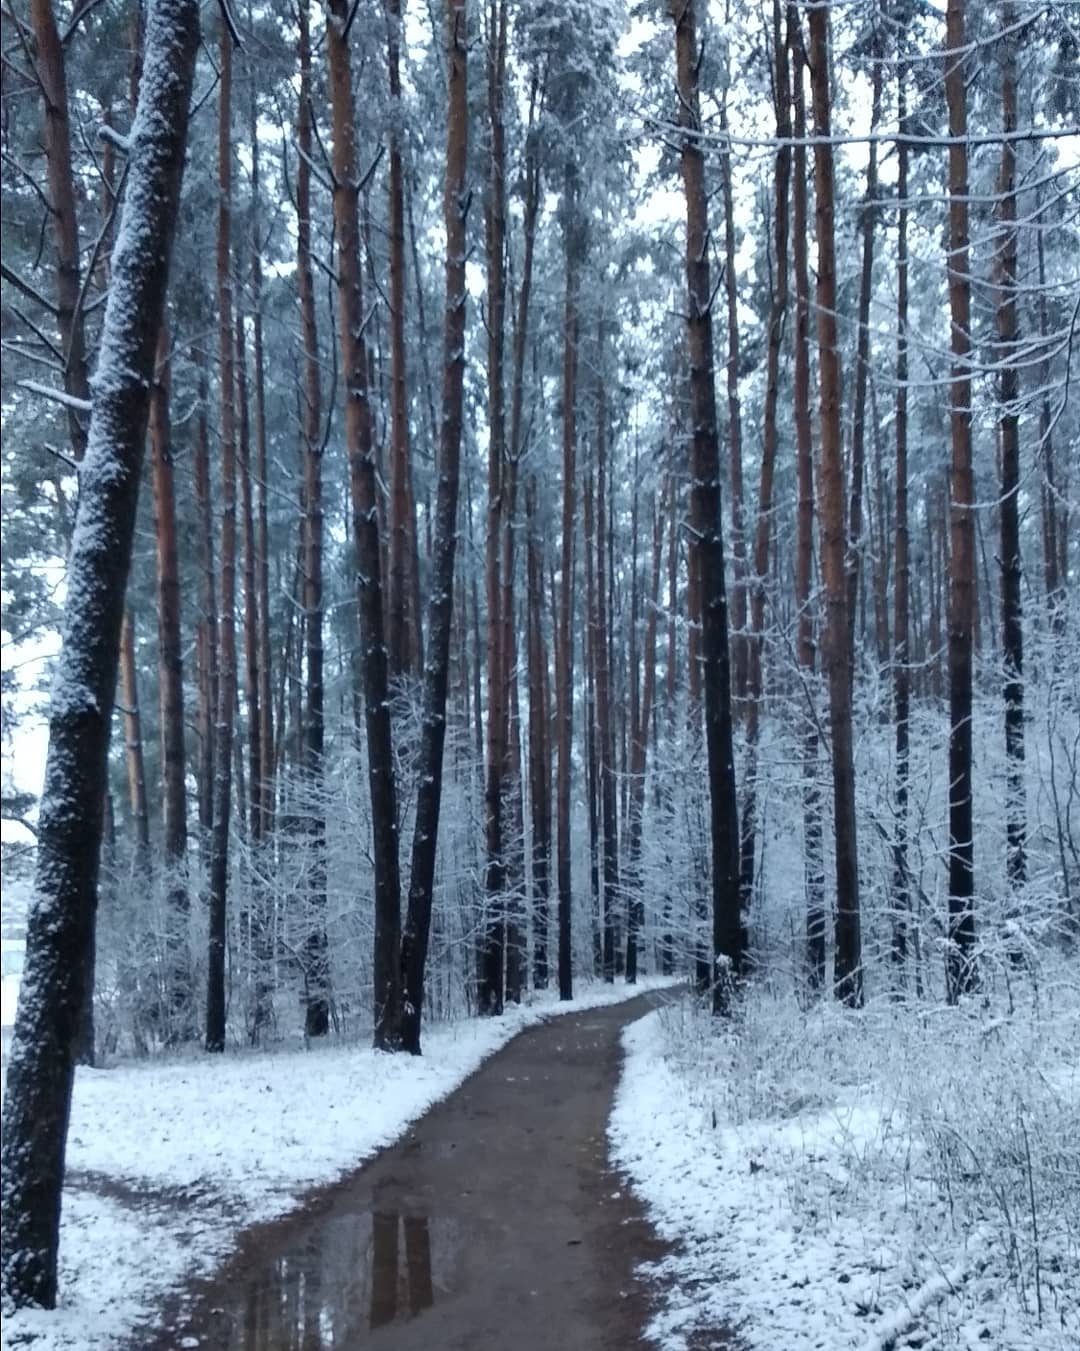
top-left (0, 976), bottom-right (676, 1350)
top-left (610, 996), bottom-right (1079, 1351)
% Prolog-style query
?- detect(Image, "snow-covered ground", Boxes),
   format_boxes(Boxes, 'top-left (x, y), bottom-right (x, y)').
top-left (0, 976), bottom-right (676, 1350)
top-left (611, 989), bottom-right (1079, 1351)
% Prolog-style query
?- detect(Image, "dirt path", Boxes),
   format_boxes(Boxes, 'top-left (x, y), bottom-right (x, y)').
top-left (140, 990), bottom-right (680, 1350)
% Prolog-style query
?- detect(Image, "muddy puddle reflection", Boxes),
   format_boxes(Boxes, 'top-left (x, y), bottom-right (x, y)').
top-left (194, 1209), bottom-right (459, 1349)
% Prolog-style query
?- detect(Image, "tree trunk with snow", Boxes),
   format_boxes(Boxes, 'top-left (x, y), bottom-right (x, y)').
top-left (0, 0), bottom-right (199, 1308)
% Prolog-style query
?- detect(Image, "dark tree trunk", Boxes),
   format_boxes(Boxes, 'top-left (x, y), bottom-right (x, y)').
top-left (481, 0), bottom-right (510, 1017)
top-left (327, 0), bottom-right (403, 1048)
top-left (527, 478), bottom-right (551, 989)
top-left (207, 22), bottom-right (239, 1055)
top-left (398, 0), bottom-right (469, 1056)
top-left (555, 157), bottom-right (581, 1002)
top-left (0, 0), bottom-right (199, 1307)
top-left (788, 7), bottom-right (825, 992)
top-left (298, 0), bottom-right (329, 1041)
top-left (193, 349), bottom-right (218, 842)
top-left (892, 54), bottom-right (912, 984)
top-left (386, 0), bottom-right (422, 680)
top-left (28, 0), bottom-right (91, 460)
top-left (672, 0), bottom-right (743, 1011)
top-left (739, 0), bottom-right (790, 931)
top-left (118, 607), bottom-right (150, 872)
top-left (996, 5), bottom-right (1026, 897)
top-left (844, 13), bottom-right (884, 672)
top-left (149, 322), bottom-right (192, 1039)
top-left (808, 2), bottom-right (862, 1006)
top-left (945, 0), bottom-right (978, 1001)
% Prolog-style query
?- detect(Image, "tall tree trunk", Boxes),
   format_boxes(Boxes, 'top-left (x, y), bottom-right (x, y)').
top-left (626, 491), bottom-right (665, 982)
top-left (327, 0), bottom-right (403, 1049)
top-left (719, 25), bottom-right (748, 707)
top-left (297, 0), bottom-right (328, 1040)
top-left (398, 0), bottom-right (469, 1054)
top-left (556, 163), bottom-right (580, 1002)
top-left (788, 6), bottom-right (825, 991)
top-left (996, 4), bottom-right (1026, 897)
top-left (527, 477), bottom-right (551, 989)
top-left (207, 21), bottom-right (239, 1054)
top-left (672, 0), bottom-right (743, 1011)
top-left (250, 84), bottom-right (275, 842)
top-left (118, 608), bottom-right (150, 872)
top-left (891, 53), bottom-right (912, 984)
top-left (236, 316), bottom-right (261, 844)
top-left (739, 0), bottom-right (791, 929)
top-left (28, 0), bottom-right (91, 460)
top-left (481, 0), bottom-right (509, 1016)
top-left (193, 348), bottom-right (218, 842)
top-left (844, 12), bottom-right (884, 671)
top-left (149, 322), bottom-right (191, 1039)
top-left (593, 347), bottom-right (620, 982)
top-left (0, 0), bottom-right (198, 1306)
top-left (944, 0), bottom-right (978, 1001)
top-left (386, 0), bottom-right (422, 680)
top-left (808, 1), bottom-right (862, 1006)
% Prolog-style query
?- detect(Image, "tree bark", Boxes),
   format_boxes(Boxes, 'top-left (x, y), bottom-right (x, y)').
top-left (193, 348), bottom-right (218, 843)
top-left (298, 0), bottom-right (328, 1041)
top-left (118, 607), bottom-right (150, 872)
top-left (207, 21), bottom-right (238, 1054)
top-left (480, 0), bottom-right (510, 1016)
top-left (28, 0), bottom-right (91, 460)
top-left (996, 4), bottom-right (1026, 896)
top-left (398, 0), bottom-right (469, 1054)
top-left (807, 1), bottom-right (862, 1006)
top-left (739, 0), bottom-right (791, 930)
top-left (892, 53), bottom-right (912, 984)
top-left (0, 0), bottom-right (199, 1306)
top-left (556, 163), bottom-right (580, 1002)
top-left (149, 322), bottom-right (191, 1039)
top-left (527, 476), bottom-right (551, 989)
top-left (672, 0), bottom-right (743, 1011)
top-left (788, 6), bottom-right (825, 992)
top-left (326, 0), bottom-right (403, 1048)
top-left (386, 0), bottom-right (422, 680)
top-left (945, 0), bottom-right (978, 1001)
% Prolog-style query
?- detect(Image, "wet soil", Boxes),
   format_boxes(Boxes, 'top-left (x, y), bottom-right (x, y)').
top-left (137, 990), bottom-right (687, 1351)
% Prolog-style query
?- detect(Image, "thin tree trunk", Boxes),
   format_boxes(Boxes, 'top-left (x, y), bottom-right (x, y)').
top-left (0, 0), bottom-right (198, 1305)
top-left (844, 13), bottom-right (884, 672)
top-left (891, 53), bottom-right (912, 984)
top-left (593, 345), bottom-right (620, 982)
top-left (193, 349), bottom-right (218, 842)
top-left (739, 0), bottom-right (791, 932)
top-left (398, 0), bottom-right (469, 1053)
top-left (945, 0), bottom-right (978, 1001)
top-left (556, 169), bottom-right (579, 1000)
top-left (207, 21), bottom-right (239, 1054)
top-left (118, 608), bottom-right (150, 872)
top-left (808, 1), bottom-right (862, 1006)
top-left (996, 4), bottom-right (1026, 897)
top-left (672, 0), bottom-right (743, 1012)
top-left (386, 0), bottom-right (422, 680)
top-left (788, 6), bottom-right (825, 991)
top-left (28, 0), bottom-right (91, 460)
top-left (480, 0), bottom-right (509, 1016)
top-left (327, 0), bottom-right (403, 1048)
top-left (526, 477), bottom-right (551, 988)
top-left (297, 0), bottom-right (328, 1040)
top-left (149, 323), bottom-right (191, 1038)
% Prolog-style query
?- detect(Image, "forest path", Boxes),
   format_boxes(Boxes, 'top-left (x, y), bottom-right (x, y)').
top-left (138, 988), bottom-right (697, 1351)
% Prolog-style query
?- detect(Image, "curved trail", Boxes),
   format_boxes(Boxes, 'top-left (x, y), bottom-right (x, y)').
top-left (143, 990), bottom-right (681, 1350)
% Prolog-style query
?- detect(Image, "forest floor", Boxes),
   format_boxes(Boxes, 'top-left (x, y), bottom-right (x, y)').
top-left (0, 976), bottom-right (685, 1351)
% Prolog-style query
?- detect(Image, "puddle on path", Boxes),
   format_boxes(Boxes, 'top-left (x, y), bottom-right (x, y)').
top-left (179, 1207), bottom-right (460, 1349)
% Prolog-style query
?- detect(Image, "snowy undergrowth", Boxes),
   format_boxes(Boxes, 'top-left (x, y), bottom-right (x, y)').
top-left (1, 976), bottom-right (676, 1350)
top-left (611, 973), bottom-right (1079, 1351)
